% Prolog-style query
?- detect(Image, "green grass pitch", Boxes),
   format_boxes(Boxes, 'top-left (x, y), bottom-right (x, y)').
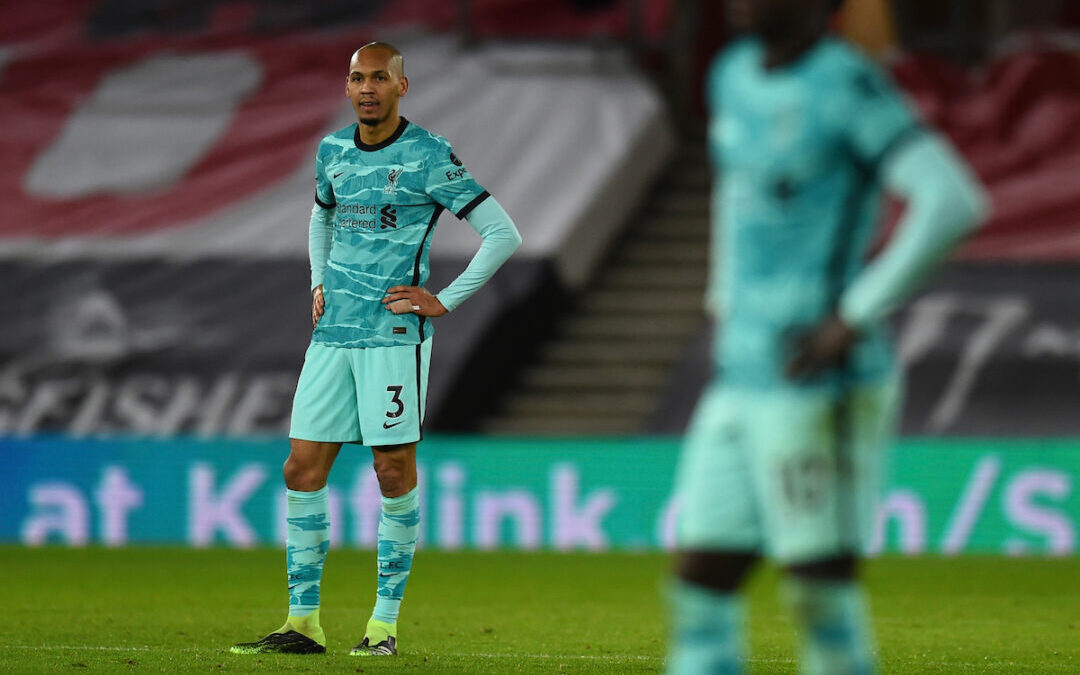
top-left (1, 547), bottom-right (1078, 672)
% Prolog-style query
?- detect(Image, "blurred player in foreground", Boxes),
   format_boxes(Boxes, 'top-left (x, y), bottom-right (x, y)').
top-left (668, 0), bottom-right (987, 672)
top-left (232, 42), bottom-right (521, 656)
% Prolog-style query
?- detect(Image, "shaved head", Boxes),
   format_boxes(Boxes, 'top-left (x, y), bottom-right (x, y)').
top-left (351, 42), bottom-right (404, 79)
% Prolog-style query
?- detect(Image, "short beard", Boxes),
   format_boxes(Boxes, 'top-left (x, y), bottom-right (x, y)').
top-left (359, 109), bottom-right (389, 127)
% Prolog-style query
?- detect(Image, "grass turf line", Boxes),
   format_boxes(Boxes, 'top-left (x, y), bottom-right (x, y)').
top-left (1, 547), bottom-right (1078, 672)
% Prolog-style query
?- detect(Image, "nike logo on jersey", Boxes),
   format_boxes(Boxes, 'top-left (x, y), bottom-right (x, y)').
top-left (383, 419), bottom-right (405, 429)
top-left (333, 171), bottom-right (345, 178)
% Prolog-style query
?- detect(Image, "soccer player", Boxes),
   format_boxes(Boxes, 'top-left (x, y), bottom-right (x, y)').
top-left (667, 1), bottom-right (987, 673)
top-left (232, 42), bottom-right (521, 656)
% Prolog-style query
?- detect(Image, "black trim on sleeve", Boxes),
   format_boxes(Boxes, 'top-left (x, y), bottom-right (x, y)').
top-left (455, 190), bottom-right (491, 220)
top-left (871, 122), bottom-right (927, 170)
top-left (354, 117), bottom-right (410, 152)
top-left (314, 193), bottom-right (336, 209)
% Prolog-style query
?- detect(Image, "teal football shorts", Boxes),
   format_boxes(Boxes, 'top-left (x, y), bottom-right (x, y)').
top-left (675, 376), bottom-right (900, 563)
top-left (290, 339), bottom-right (432, 447)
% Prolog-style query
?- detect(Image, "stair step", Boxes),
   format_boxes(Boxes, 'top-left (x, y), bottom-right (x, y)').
top-left (480, 139), bottom-right (710, 434)
top-left (636, 218), bottom-right (710, 241)
top-left (519, 365), bottom-right (670, 389)
top-left (559, 314), bottom-right (703, 339)
top-left (540, 338), bottom-right (686, 364)
top-left (650, 203), bottom-right (709, 220)
top-left (504, 391), bottom-right (657, 416)
top-left (579, 290), bottom-right (704, 313)
top-left (600, 267), bottom-right (707, 291)
top-left (482, 416), bottom-right (642, 435)
top-left (618, 242), bottom-right (709, 265)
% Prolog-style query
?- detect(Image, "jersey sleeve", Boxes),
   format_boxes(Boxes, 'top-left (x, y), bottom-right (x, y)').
top-left (425, 140), bottom-right (489, 219)
top-left (841, 63), bottom-right (924, 169)
top-left (314, 143), bottom-right (336, 209)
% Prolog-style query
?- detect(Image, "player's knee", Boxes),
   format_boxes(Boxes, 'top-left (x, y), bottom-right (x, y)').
top-left (786, 554), bottom-right (857, 582)
top-left (282, 455), bottom-right (325, 492)
top-left (372, 461), bottom-right (405, 495)
top-left (676, 550), bottom-right (758, 593)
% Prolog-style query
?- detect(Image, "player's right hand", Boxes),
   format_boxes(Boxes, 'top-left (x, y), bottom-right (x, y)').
top-left (312, 285), bottom-right (325, 328)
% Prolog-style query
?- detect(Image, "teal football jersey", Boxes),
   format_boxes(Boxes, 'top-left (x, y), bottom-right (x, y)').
top-left (312, 118), bottom-right (488, 348)
top-left (706, 37), bottom-right (922, 390)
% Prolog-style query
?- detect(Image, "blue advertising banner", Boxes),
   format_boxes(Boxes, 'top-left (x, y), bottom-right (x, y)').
top-left (2, 436), bottom-right (1077, 555)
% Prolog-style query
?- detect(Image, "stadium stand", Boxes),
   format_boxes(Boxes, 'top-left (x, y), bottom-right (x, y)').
top-left (0, 0), bottom-right (674, 435)
top-left (487, 5), bottom-right (1080, 436)
top-left (3, 0), bottom-right (1080, 439)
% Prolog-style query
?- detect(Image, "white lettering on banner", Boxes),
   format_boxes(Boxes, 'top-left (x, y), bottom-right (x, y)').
top-left (196, 375), bottom-right (241, 434)
top-left (188, 463), bottom-right (266, 547)
top-left (94, 466), bottom-right (143, 547)
top-left (14, 379), bottom-right (82, 434)
top-left (69, 378), bottom-right (111, 436)
top-left (274, 488), bottom-right (344, 548)
top-left (940, 455), bottom-right (1001, 554)
top-left (0, 372), bottom-right (300, 436)
top-left (349, 467), bottom-right (383, 547)
top-left (898, 294), bottom-right (1030, 432)
top-left (436, 463), bottom-right (465, 550)
top-left (656, 495), bottom-right (680, 551)
top-left (228, 375), bottom-right (295, 434)
top-left (869, 491), bottom-right (926, 555)
top-left (550, 464), bottom-right (616, 550)
top-left (115, 375), bottom-right (170, 432)
top-left (156, 378), bottom-right (205, 434)
top-left (20, 483), bottom-right (90, 546)
top-left (474, 490), bottom-right (542, 550)
top-left (1004, 470), bottom-right (1075, 556)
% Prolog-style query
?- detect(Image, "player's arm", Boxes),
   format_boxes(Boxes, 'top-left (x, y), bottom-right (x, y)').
top-left (787, 64), bottom-right (989, 378)
top-left (384, 141), bottom-right (521, 316)
top-left (384, 196), bottom-right (522, 316)
top-left (310, 146), bottom-right (337, 327)
top-left (435, 196), bottom-right (522, 311)
top-left (838, 133), bottom-right (988, 330)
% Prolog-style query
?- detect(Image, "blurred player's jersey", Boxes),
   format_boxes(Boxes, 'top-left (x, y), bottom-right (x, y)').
top-left (312, 118), bottom-right (488, 348)
top-left (706, 37), bottom-right (922, 391)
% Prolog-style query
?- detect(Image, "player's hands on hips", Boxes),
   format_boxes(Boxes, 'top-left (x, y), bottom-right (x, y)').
top-left (785, 314), bottom-right (858, 380)
top-left (382, 286), bottom-right (447, 317)
top-left (312, 285), bottom-right (325, 328)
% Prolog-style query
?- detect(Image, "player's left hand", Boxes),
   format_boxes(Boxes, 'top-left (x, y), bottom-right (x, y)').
top-left (382, 286), bottom-right (447, 317)
top-left (785, 314), bottom-right (858, 380)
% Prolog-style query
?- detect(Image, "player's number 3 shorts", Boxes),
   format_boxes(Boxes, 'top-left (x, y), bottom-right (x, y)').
top-left (290, 339), bottom-right (432, 447)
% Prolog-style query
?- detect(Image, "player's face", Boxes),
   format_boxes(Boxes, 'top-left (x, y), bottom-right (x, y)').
top-left (346, 48), bottom-right (408, 127)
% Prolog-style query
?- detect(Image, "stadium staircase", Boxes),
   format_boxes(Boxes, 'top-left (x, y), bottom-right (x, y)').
top-left (482, 139), bottom-right (710, 435)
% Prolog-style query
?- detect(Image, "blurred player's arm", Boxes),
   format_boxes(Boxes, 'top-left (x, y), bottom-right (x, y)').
top-left (384, 197), bottom-right (521, 316)
top-left (787, 65), bottom-right (989, 379)
top-left (839, 133), bottom-right (989, 329)
top-left (788, 135), bottom-right (988, 378)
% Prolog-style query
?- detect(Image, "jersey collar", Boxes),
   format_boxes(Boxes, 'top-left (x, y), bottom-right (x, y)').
top-left (354, 117), bottom-right (410, 152)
